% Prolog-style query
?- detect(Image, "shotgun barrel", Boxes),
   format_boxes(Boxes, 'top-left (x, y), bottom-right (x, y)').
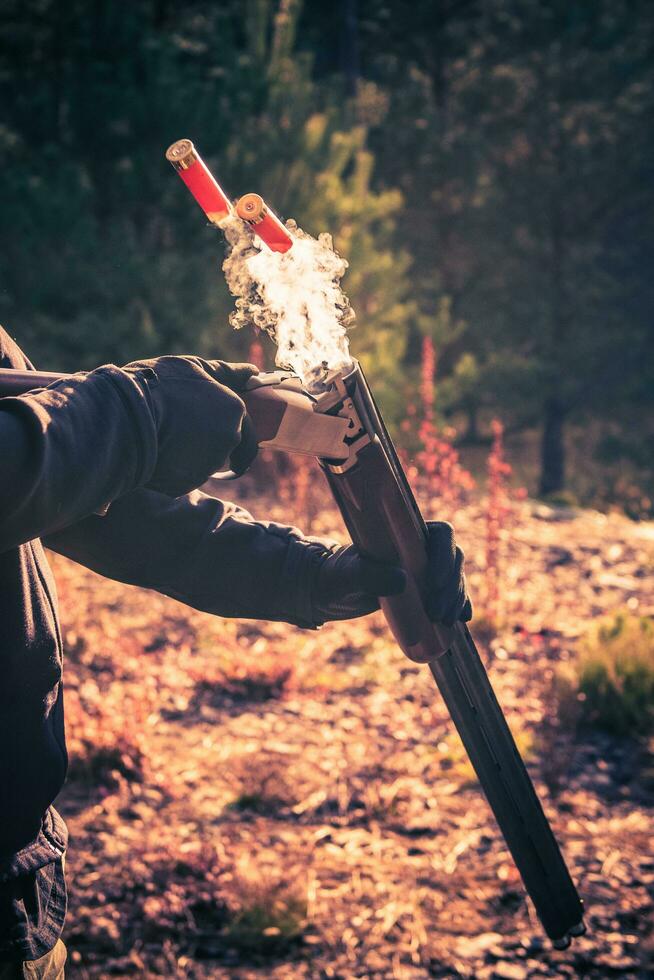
top-left (0, 369), bottom-right (64, 394)
top-left (314, 361), bottom-right (585, 947)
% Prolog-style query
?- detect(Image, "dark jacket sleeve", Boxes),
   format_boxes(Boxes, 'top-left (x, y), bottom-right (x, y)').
top-left (44, 488), bottom-right (322, 628)
top-left (0, 367), bottom-right (158, 553)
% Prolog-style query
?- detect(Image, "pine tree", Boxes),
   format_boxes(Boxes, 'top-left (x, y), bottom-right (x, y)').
top-left (359, 0), bottom-right (654, 496)
top-left (0, 0), bottom-right (415, 415)
top-left (228, 0), bottom-right (416, 409)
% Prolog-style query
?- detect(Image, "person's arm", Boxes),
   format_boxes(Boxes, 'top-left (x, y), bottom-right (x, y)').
top-left (0, 368), bottom-right (157, 553)
top-left (45, 488), bottom-right (471, 629)
top-left (44, 488), bottom-right (325, 627)
top-left (0, 355), bottom-right (257, 555)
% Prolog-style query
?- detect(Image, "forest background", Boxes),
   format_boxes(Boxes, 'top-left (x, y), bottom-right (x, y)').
top-left (1, 0), bottom-right (652, 512)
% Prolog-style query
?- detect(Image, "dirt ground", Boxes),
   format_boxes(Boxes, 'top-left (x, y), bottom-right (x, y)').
top-left (49, 491), bottom-right (654, 978)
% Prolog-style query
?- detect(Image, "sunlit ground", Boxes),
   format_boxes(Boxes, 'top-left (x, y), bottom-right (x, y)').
top-left (48, 487), bottom-right (654, 978)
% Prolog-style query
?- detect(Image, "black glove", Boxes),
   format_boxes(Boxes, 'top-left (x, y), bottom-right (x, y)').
top-left (423, 521), bottom-right (473, 627)
top-left (123, 355), bottom-right (259, 497)
top-left (310, 544), bottom-right (407, 623)
top-left (309, 521), bottom-right (471, 627)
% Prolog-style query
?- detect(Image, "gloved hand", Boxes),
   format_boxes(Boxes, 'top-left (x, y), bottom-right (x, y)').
top-left (310, 521), bottom-right (472, 627)
top-left (123, 355), bottom-right (259, 497)
top-left (422, 520), bottom-right (473, 626)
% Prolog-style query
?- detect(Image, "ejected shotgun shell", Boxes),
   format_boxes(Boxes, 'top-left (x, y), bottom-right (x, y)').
top-left (235, 193), bottom-right (293, 253)
top-left (165, 139), bottom-right (232, 224)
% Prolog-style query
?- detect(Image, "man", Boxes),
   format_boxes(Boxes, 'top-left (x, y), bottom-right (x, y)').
top-left (0, 325), bottom-right (471, 976)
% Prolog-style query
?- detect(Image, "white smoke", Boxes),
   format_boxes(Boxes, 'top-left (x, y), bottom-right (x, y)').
top-left (221, 214), bottom-right (354, 391)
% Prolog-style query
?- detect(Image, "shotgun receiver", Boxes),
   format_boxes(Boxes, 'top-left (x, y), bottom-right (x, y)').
top-left (0, 362), bottom-right (585, 946)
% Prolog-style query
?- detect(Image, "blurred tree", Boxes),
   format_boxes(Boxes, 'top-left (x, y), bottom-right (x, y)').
top-left (361, 0), bottom-right (654, 494)
top-left (0, 0), bottom-right (414, 404)
top-left (213, 0), bottom-right (416, 403)
top-left (460, 0), bottom-right (654, 495)
top-left (0, 0), bottom-right (249, 366)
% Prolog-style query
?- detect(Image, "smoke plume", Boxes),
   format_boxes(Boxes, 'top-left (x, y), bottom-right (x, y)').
top-left (221, 215), bottom-right (354, 391)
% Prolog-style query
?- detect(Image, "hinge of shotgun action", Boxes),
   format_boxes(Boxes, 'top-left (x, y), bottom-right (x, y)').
top-left (313, 371), bottom-right (369, 472)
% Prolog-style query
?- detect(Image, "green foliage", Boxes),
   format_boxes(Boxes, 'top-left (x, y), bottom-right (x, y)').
top-left (0, 1), bottom-right (246, 366)
top-left (305, 124), bottom-right (415, 406)
top-left (559, 613), bottom-right (654, 736)
top-left (0, 0), bottom-right (414, 403)
top-left (230, 8), bottom-right (416, 404)
top-left (365, 0), bottom-right (654, 495)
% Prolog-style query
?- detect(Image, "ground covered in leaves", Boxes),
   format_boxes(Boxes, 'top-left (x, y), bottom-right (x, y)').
top-left (50, 492), bottom-right (654, 978)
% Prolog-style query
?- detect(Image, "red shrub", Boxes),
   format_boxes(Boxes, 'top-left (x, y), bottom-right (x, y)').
top-left (412, 337), bottom-right (475, 511)
top-left (421, 336), bottom-right (436, 422)
top-left (248, 337), bottom-right (265, 369)
top-left (485, 419), bottom-right (513, 623)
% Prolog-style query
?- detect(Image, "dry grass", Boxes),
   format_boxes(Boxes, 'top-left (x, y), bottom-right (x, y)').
top-left (222, 870), bottom-right (308, 957)
top-left (225, 752), bottom-right (300, 815)
top-left (436, 725), bottom-right (535, 787)
top-left (188, 645), bottom-right (297, 705)
top-left (64, 683), bottom-right (152, 789)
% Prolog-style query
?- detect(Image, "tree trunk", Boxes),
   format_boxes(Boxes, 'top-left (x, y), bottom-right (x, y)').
top-left (341, 0), bottom-right (359, 96)
top-left (539, 397), bottom-right (566, 496)
top-left (464, 403), bottom-right (479, 443)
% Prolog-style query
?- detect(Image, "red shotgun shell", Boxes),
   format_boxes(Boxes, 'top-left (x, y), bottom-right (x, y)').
top-left (165, 139), bottom-right (232, 224)
top-left (235, 193), bottom-right (294, 253)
